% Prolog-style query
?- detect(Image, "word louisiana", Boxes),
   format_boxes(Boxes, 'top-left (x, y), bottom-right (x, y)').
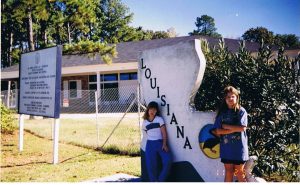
top-left (141, 58), bottom-right (192, 150)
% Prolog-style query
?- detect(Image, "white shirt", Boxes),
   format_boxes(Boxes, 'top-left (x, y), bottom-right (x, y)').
top-left (142, 116), bottom-right (165, 140)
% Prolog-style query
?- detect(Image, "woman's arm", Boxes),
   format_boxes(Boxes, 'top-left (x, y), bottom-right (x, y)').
top-left (212, 128), bottom-right (236, 136)
top-left (160, 125), bottom-right (169, 152)
top-left (222, 124), bottom-right (247, 132)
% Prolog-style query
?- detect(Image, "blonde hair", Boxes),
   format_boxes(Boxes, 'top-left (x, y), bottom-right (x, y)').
top-left (216, 86), bottom-right (241, 117)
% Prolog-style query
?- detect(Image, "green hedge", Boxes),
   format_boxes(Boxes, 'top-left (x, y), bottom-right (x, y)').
top-left (195, 39), bottom-right (300, 181)
top-left (1, 104), bottom-right (17, 134)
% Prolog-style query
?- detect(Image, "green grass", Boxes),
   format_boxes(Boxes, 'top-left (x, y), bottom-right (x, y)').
top-left (23, 117), bottom-right (141, 155)
top-left (1, 130), bottom-right (141, 182)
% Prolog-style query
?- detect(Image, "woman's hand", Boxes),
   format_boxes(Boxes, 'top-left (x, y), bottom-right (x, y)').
top-left (160, 125), bottom-right (169, 152)
top-left (162, 144), bottom-right (169, 152)
top-left (222, 124), bottom-right (246, 132)
top-left (222, 124), bottom-right (231, 129)
top-left (211, 129), bottom-right (220, 137)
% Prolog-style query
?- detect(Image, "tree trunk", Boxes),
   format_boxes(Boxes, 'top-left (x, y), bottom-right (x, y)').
top-left (56, 26), bottom-right (61, 44)
top-left (41, 21), bottom-right (47, 47)
top-left (27, 9), bottom-right (35, 119)
top-left (43, 31), bottom-right (47, 46)
top-left (67, 22), bottom-right (71, 44)
top-left (27, 10), bottom-right (35, 51)
top-left (8, 32), bottom-right (13, 66)
top-left (88, 23), bottom-right (92, 40)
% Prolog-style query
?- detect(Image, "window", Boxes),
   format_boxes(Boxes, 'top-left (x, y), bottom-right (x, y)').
top-left (89, 75), bottom-right (98, 103)
top-left (120, 72), bottom-right (138, 80)
top-left (89, 84), bottom-right (97, 90)
top-left (89, 75), bottom-right (97, 82)
top-left (89, 84), bottom-right (97, 102)
top-left (69, 81), bottom-right (77, 98)
top-left (101, 83), bottom-right (119, 101)
top-left (89, 73), bottom-right (119, 102)
top-left (103, 83), bottom-right (118, 89)
top-left (69, 80), bottom-right (81, 99)
top-left (101, 74), bottom-right (118, 81)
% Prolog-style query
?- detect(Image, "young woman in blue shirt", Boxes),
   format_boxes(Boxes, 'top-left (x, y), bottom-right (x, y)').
top-left (211, 86), bottom-right (249, 182)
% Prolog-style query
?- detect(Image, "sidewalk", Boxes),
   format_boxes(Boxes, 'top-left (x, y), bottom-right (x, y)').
top-left (83, 173), bottom-right (141, 182)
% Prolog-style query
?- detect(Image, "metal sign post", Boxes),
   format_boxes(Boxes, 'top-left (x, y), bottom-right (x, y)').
top-left (53, 118), bottom-right (60, 164)
top-left (18, 114), bottom-right (24, 151)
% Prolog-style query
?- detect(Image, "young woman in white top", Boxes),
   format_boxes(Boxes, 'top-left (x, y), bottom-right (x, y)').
top-left (142, 101), bottom-right (172, 182)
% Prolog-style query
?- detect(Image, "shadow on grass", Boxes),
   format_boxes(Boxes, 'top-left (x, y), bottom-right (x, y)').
top-left (97, 145), bottom-right (140, 157)
top-left (24, 130), bottom-right (141, 157)
top-left (1, 153), bottom-right (95, 168)
top-left (24, 129), bottom-right (53, 141)
top-left (3, 144), bottom-right (15, 146)
top-left (1, 161), bottom-right (50, 168)
top-left (60, 153), bottom-right (91, 163)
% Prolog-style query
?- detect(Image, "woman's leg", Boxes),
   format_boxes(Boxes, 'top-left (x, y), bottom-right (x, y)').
top-left (145, 141), bottom-right (158, 182)
top-left (234, 163), bottom-right (247, 182)
top-left (224, 163), bottom-right (234, 182)
top-left (158, 149), bottom-right (172, 182)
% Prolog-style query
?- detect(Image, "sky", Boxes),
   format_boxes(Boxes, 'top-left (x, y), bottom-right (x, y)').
top-left (122, 0), bottom-right (300, 38)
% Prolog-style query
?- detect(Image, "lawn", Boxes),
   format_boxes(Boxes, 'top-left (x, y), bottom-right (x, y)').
top-left (23, 115), bottom-right (141, 155)
top-left (1, 130), bottom-right (141, 182)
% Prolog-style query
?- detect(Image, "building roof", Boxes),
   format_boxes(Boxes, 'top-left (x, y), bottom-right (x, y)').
top-left (0, 35), bottom-right (272, 73)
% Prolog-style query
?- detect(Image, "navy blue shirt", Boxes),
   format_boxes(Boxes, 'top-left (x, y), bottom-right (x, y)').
top-left (213, 107), bottom-right (249, 161)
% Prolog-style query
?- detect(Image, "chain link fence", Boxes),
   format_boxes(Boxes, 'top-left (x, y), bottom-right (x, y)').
top-left (1, 90), bottom-right (18, 109)
top-left (1, 85), bottom-right (145, 156)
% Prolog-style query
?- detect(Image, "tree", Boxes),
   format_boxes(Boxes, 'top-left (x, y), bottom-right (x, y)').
top-left (62, 0), bottom-right (97, 44)
top-left (1, 0), bottom-right (116, 68)
top-left (11, 0), bottom-right (50, 51)
top-left (63, 39), bottom-right (117, 64)
top-left (167, 27), bottom-right (178, 38)
top-left (242, 27), bottom-right (275, 45)
top-left (1, 0), bottom-right (18, 67)
top-left (189, 15), bottom-right (221, 38)
top-left (1, 0), bottom-right (171, 68)
top-left (196, 39), bottom-right (300, 181)
top-left (92, 0), bottom-right (134, 43)
top-left (274, 34), bottom-right (300, 48)
top-left (1, 0), bottom-right (48, 67)
top-left (1, 103), bottom-right (17, 134)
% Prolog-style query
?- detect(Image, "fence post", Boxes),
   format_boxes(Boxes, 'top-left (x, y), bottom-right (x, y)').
top-left (7, 81), bottom-right (11, 107)
top-left (95, 91), bottom-right (100, 147)
top-left (137, 85), bottom-right (141, 130)
top-left (19, 114), bottom-right (24, 152)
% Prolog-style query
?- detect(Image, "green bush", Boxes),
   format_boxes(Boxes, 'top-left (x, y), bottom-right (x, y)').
top-left (195, 39), bottom-right (300, 181)
top-left (1, 104), bottom-right (17, 134)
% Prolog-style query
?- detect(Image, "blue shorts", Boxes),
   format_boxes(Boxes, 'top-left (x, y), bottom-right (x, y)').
top-left (221, 158), bottom-right (246, 165)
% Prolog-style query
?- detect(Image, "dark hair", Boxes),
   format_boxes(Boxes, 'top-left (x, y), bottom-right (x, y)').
top-left (143, 101), bottom-right (161, 120)
top-left (216, 86), bottom-right (241, 117)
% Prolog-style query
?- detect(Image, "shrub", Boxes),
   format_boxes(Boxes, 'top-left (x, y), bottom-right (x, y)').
top-left (195, 39), bottom-right (300, 181)
top-left (1, 104), bottom-right (17, 134)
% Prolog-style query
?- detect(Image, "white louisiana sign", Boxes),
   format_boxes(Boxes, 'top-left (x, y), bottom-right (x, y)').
top-left (19, 46), bottom-right (62, 118)
top-left (139, 39), bottom-right (224, 182)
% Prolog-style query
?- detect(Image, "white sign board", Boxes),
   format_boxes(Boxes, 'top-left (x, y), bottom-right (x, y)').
top-left (19, 46), bottom-right (62, 118)
top-left (139, 39), bottom-right (224, 182)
